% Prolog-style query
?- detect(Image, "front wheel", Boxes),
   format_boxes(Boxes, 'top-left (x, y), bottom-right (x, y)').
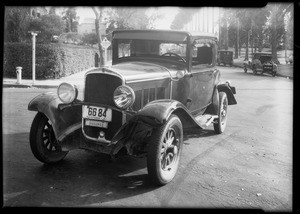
top-left (214, 92), bottom-right (228, 134)
top-left (30, 112), bottom-right (68, 164)
top-left (147, 115), bottom-right (183, 185)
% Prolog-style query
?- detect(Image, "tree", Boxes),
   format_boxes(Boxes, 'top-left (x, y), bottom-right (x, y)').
top-left (27, 14), bottom-right (65, 43)
top-left (92, 7), bottom-right (105, 66)
top-left (170, 8), bottom-right (198, 30)
top-left (4, 7), bottom-right (31, 42)
top-left (81, 33), bottom-right (98, 46)
top-left (105, 7), bottom-right (151, 33)
top-left (267, 3), bottom-right (293, 64)
top-left (62, 8), bottom-right (79, 32)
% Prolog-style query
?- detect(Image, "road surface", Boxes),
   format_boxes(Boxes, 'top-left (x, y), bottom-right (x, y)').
top-left (2, 66), bottom-right (293, 210)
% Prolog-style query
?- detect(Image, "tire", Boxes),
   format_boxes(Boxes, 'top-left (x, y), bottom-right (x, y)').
top-left (30, 112), bottom-right (68, 164)
top-left (213, 92), bottom-right (228, 134)
top-left (272, 72), bottom-right (276, 77)
top-left (147, 115), bottom-right (183, 185)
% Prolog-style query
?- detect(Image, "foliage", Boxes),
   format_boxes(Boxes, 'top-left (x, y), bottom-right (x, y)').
top-left (170, 8), bottom-right (198, 30)
top-left (62, 8), bottom-right (79, 32)
top-left (81, 33), bottom-right (98, 46)
top-left (4, 43), bottom-right (98, 79)
top-left (4, 7), bottom-right (31, 42)
top-left (58, 32), bottom-right (82, 44)
top-left (27, 14), bottom-right (65, 43)
top-left (105, 7), bottom-right (150, 34)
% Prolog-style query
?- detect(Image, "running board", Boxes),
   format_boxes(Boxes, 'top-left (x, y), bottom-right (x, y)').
top-left (195, 114), bottom-right (218, 127)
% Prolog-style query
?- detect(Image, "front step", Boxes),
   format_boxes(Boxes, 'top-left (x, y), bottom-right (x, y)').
top-left (195, 114), bottom-right (218, 127)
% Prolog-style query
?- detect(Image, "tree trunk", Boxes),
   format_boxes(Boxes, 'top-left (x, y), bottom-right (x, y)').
top-left (224, 10), bottom-right (228, 50)
top-left (92, 7), bottom-right (105, 66)
top-left (244, 30), bottom-right (250, 61)
top-left (271, 5), bottom-right (280, 64)
top-left (234, 19), bottom-right (239, 59)
top-left (258, 30), bottom-right (263, 52)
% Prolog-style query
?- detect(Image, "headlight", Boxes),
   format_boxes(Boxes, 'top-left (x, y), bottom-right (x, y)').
top-left (113, 85), bottom-right (135, 109)
top-left (57, 82), bottom-right (78, 103)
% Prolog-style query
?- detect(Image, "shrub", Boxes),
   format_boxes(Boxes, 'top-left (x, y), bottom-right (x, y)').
top-left (4, 42), bottom-right (99, 79)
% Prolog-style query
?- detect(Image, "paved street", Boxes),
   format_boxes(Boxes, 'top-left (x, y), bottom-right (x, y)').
top-left (2, 66), bottom-right (293, 210)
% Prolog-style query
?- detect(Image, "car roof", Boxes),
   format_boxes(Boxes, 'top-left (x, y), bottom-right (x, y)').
top-left (218, 50), bottom-right (233, 52)
top-left (254, 52), bottom-right (272, 56)
top-left (112, 29), bottom-right (218, 43)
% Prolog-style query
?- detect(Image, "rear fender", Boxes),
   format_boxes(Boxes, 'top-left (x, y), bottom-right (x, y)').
top-left (28, 92), bottom-right (82, 142)
top-left (217, 82), bottom-right (237, 105)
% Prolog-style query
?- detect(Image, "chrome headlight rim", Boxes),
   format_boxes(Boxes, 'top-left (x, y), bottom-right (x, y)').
top-left (113, 85), bottom-right (135, 110)
top-left (57, 82), bottom-right (78, 104)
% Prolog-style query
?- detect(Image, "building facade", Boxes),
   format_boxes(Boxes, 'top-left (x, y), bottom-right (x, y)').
top-left (78, 18), bottom-right (106, 35)
top-left (182, 7), bottom-right (219, 36)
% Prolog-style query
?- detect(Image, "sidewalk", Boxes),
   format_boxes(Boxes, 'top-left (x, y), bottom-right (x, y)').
top-left (3, 67), bottom-right (94, 89)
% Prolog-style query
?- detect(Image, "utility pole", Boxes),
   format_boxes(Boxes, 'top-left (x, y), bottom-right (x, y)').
top-left (29, 31), bottom-right (40, 85)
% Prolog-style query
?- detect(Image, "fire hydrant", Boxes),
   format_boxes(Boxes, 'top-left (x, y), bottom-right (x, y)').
top-left (16, 67), bottom-right (22, 84)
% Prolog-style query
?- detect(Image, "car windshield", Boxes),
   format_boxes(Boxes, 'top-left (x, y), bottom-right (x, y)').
top-left (115, 39), bottom-right (187, 63)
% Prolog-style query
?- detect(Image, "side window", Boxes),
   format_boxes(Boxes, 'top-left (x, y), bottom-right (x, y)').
top-left (192, 40), bottom-right (214, 68)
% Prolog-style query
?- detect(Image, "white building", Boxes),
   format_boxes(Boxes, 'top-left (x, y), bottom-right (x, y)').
top-left (182, 7), bottom-right (219, 36)
top-left (78, 18), bottom-right (106, 35)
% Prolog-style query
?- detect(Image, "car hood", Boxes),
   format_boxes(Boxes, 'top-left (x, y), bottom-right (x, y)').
top-left (102, 61), bottom-right (186, 83)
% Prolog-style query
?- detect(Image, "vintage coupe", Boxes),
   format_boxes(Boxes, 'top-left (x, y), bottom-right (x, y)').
top-left (244, 52), bottom-right (277, 76)
top-left (28, 30), bottom-right (237, 185)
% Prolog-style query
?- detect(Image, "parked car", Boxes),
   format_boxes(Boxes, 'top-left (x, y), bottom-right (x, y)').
top-left (286, 54), bottom-right (293, 64)
top-left (217, 50), bottom-right (233, 66)
top-left (28, 30), bottom-right (237, 185)
top-left (244, 52), bottom-right (277, 77)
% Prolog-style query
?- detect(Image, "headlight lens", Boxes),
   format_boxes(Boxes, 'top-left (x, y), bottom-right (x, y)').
top-left (57, 83), bottom-right (78, 103)
top-left (113, 85), bottom-right (135, 109)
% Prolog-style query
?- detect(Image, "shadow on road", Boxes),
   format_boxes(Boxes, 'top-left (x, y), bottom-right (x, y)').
top-left (3, 132), bottom-right (160, 206)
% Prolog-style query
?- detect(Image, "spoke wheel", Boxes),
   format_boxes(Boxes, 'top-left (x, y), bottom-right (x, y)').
top-left (30, 112), bottom-right (68, 164)
top-left (147, 115), bottom-right (183, 185)
top-left (214, 92), bottom-right (228, 134)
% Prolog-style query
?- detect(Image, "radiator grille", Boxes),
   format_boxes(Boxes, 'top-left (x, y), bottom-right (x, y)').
top-left (83, 72), bottom-right (123, 141)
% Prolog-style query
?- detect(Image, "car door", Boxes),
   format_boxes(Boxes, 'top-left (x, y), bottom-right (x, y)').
top-left (187, 41), bottom-right (216, 116)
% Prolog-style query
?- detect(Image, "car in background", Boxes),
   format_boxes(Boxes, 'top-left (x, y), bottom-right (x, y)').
top-left (28, 30), bottom-right (237, 186)
top-left (286, 54), bottom-right (293, 64)
top-left (244, 52), bottom-right (277, 77)
top-left (217, 50), bottom-right (234, 67)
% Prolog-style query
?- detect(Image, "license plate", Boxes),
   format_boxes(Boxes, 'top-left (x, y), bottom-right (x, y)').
top-left (82, 105), bottom-right (112, 121)
top-left (85, 120), bottom-right (108, 128)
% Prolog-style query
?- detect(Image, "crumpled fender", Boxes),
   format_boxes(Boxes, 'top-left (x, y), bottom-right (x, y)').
top-left (28, 92), bottom-right (82, 142)
top-left (109, 99), bottom-right (201, 156)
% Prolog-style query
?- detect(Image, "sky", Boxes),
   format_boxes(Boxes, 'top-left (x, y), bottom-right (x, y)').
top-left (75, 6), bottom-right (180, 29)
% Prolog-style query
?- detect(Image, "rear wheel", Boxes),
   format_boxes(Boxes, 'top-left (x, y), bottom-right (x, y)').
top-left (30, 112), bottom-right (68, 164)
top-left (214, 92), bottom-right (228, 134)
top-left (147, 115), bottom-right (183, 185)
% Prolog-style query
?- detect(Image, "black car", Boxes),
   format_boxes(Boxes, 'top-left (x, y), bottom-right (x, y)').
top-left (244, 52), bottom-right (278, 76)
top-left (217, 50), bottom-right (233, 67)
top-left (28, 30), bottom-right (237, 185)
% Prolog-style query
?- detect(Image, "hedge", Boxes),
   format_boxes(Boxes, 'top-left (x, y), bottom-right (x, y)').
top-left (3, 43), bottom-right (99, 79)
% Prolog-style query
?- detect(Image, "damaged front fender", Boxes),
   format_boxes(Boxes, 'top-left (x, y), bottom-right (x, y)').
top-left (28, 92), bottom-right (82, 142)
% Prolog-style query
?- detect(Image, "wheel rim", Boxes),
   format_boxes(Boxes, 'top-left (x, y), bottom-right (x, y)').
top-left (160, 128), bottom-right (179, 171)
top-left (42, 119), bottom-right (61, 153)
top-left (220, 98), bottom-right (228, 126)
